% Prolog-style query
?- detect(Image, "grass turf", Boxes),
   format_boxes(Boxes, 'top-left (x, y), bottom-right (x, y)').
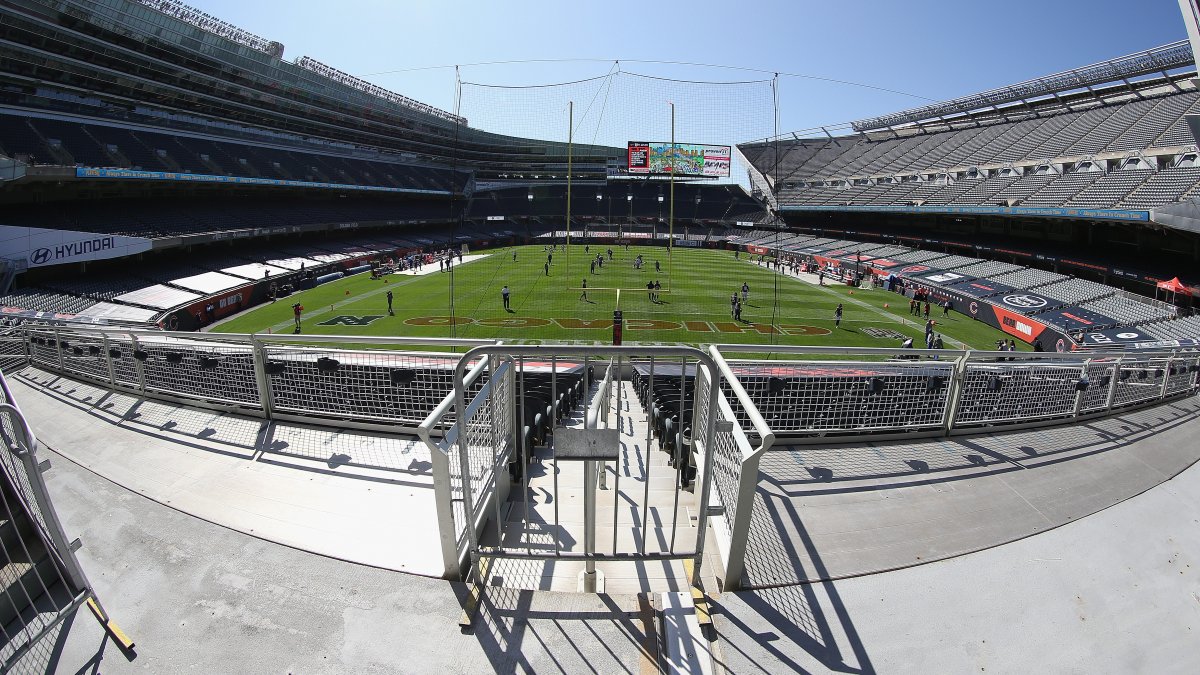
top-left (212, 245), bottom-right (1023, 351)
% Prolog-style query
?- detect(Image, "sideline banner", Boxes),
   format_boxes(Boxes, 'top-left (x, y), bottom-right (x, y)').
top-left (76, 167), bottom-right (449, 195)
top-left (909, 283), bottom-right (1073, 351)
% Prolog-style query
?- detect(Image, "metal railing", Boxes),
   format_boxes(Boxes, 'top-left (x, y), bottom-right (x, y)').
top-left (711, 345), bottom-right (1199, 442)
top-left (0, 371), bottom-right (111, 669)
top-left (6, 324), bottom-right (1198, 591)
top-left (449, 345), bottom-right (721, 589)
top-left (706, 347), bottom-right (775, 590)
top-left (416, 356), bottom-right (496, 578)
top-left (21, 324), bottom-right (495, 433)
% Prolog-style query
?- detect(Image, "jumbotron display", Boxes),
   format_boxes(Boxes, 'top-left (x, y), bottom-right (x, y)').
top-left (627, 142), bottom-right (731, 177)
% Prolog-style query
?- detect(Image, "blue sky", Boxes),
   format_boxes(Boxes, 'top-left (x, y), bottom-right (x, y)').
top-left (190, 0), bottom-right (1187, 140)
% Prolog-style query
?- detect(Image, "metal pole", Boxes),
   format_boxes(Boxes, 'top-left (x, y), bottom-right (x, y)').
top-left (250, 336), bottom-right (273, 419)
top-left (612, 355), bottom-right (622, 554)
top-left (668, 101), bottom-right (675, 293)
top-left (1105, 356), bottom-right (1124, 411)
top-left (641, 356), bottom-right (654, 555)
top-left (566, 100), bottom-right (573, 258)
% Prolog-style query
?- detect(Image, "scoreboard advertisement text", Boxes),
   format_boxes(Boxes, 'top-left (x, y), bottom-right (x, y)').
top-left (627, 142), bottom-right (731, 177)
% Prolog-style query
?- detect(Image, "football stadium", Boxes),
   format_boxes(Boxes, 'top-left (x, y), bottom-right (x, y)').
top-left (0, 0), bottom-right (1199, 671)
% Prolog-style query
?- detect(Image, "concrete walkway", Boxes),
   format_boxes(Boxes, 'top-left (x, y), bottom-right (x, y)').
top-left (10, 366), bottom-right (446, 576)
top-left (7, 361), bottom-right (1200, 672)
top-left (739, 394), bottom-right (1200, 587)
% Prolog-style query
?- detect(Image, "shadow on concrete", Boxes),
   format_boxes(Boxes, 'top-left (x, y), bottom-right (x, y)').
top-left (14, 368), bottom-right (434, 485)
top-left (763, 395), bottom-right (1200, 498)
top-left (711, 493), bottom-right (875, 674)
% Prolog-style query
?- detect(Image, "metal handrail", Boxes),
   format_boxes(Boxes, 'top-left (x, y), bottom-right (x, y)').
top-left (585, 358), bottom-right (616, 430)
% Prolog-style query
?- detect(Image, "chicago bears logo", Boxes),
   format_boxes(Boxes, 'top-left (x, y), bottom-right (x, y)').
top-left (969, 301), bottom-right (979, 315)
top-left (1002, 294), bottom-right (1048, 310)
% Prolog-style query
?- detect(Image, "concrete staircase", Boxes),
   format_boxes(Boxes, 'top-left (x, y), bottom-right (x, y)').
top-left (482, 379), bottom-right (699, 594)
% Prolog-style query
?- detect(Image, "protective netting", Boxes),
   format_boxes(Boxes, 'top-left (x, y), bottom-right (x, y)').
top-left (454, 68), bottom-right (785, 338)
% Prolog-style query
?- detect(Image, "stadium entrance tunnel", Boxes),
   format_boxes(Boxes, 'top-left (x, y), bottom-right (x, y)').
top-left (4, 324), bottom-right (1200, 595)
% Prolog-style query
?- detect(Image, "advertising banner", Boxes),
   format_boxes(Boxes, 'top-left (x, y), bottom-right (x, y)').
top-left (0, 225), bottom-right (152, 269)
top-left (991, 292), bottom-right (1060, 313)
top-left (1036, 307), bottom-right (1119, 332)
top-left (626, 142), bottom-right (731, 177)
top-left (947, 278), bottom-right (1016, 299)
top-left (914, 284), bottom-right (1073, 351)
top-left (1080, 327), bottom-right (1158, 346)
top-left (76, 167), bottom-right (448, 195)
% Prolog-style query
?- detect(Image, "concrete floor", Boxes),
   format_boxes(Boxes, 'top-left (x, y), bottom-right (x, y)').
top-left (5, 367), bottom-right (1200, 673)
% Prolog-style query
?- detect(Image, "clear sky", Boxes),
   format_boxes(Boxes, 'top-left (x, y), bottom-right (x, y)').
top-left (188, 0), bottom-right (1187, 140)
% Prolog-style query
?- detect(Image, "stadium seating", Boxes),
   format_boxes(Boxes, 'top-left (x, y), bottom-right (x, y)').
top-left (757, 85), bottom-right (1200, 210)
top-left (985, 268), bottom-right (1068, 290)
top-left (0, 290), bottom-right (95, 315)
top-left (1141, 315), bottom-right (1200, 340)
top-left (0, 114), bottom-right (468, 193)
top-left (1030, 278), bottom-right (1117, 305)
top-left (1080, 294), bottom-right (1177, 325)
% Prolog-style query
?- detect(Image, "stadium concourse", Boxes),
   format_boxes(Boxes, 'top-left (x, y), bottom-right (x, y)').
top-left (2, 0), bottom-right (1200, 672)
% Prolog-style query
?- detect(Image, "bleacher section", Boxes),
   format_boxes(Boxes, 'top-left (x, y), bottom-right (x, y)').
top-left (756, 81), bottom-right (1200, 211)
top-left (1142, 315), bottom-right (1200, 340)
top-left (1032, 278), bottom-right (1118, 305)
top-left (0, 114), bottom-right (468, 193)
top-left (986, 268), bottom-right (1069, 290)
top-left (1080, 294), bottom-right (1177, 325)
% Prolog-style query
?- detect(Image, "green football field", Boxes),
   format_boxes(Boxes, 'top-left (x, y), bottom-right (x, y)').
top-left (211, 245), bottom-right (1023, 351)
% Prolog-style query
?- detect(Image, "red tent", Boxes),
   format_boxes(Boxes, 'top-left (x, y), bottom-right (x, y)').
top-left (1156, 277), bottom-right (1194, 297)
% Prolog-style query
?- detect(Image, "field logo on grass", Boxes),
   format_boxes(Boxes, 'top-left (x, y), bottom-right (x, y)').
top-left (861, 327), bottom-right (906, 340)
top-left (317, 315), bottom-right (385, 326)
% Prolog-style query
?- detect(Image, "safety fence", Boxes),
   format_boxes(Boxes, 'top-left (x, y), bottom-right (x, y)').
top-left (0, 371), bottom-right (115, 670)
top-left (4, 325), bottom-right (1198, 589)
top-left (21, 325), bottom-right (493, 432)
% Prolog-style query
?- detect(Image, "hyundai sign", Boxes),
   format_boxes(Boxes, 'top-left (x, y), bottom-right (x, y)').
top-left (0, 226), bottom-right (152, 268)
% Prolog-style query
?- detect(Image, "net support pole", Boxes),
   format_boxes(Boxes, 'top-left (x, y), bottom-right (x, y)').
top-left (566, 100), bottom-right (573, 255)
top-left (668, 102), bottom-right (675, 291)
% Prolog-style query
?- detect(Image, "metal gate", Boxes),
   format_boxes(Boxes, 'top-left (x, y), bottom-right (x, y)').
top-left (450, 345), bottom-right (720, 598)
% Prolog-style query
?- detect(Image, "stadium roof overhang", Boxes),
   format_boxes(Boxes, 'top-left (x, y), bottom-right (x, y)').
top-left (1150, 199), bottom-right (1200, 235)
top-left (851, 41), bottom-right (1195, 133)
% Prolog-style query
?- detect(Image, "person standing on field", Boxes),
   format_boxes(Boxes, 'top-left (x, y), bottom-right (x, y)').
top-left (835, 303), bottom-right (843, 329)
top-left (386, 290), bottom-right (394, 316)
top-left (501, 285), bottom-right (511, 310)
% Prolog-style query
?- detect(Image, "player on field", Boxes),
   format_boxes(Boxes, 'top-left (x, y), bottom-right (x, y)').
top-left (580, 279), bottom-right (588, 302)
top-left (386, 290), bottom-right (394, 316)
top-left (501, 285), bottom-right (511, 310)
top-left (835, 303), bottom-right (843, 329)
top-left (741, 282), bottom-right (749, 305)
top-left (292, 302), bottom-right (303, 333)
